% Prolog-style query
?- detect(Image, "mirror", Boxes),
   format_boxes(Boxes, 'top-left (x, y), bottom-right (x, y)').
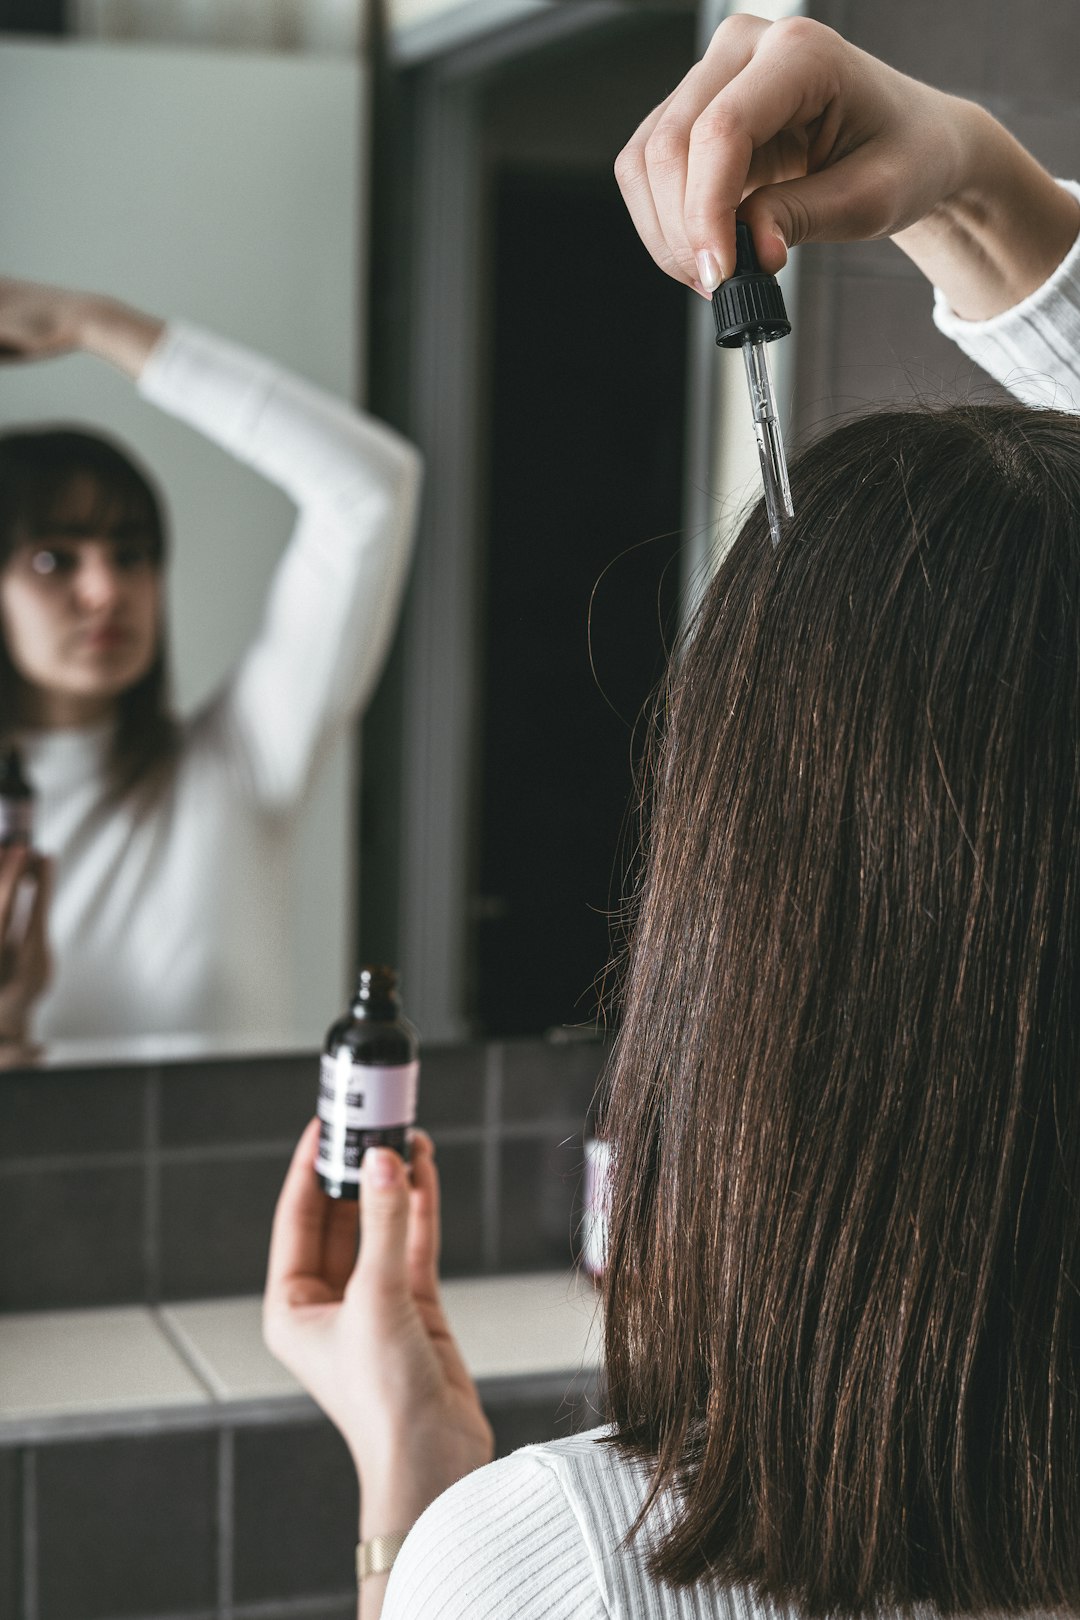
top-left (0, 32), bottom-right (371, 1057)
top-left (0, 3), bottom-right (703, 1062)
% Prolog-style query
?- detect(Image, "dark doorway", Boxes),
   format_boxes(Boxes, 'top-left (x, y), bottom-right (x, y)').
top-left (471, 166), bottom-right (688, 1034)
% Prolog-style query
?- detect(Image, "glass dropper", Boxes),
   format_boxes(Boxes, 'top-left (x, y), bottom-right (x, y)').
top-left (712, 222), bottom-right (794, 548)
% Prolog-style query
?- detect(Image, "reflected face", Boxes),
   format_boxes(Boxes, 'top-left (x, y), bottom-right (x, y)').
top-left (0, 475), bottom-right (162, 725)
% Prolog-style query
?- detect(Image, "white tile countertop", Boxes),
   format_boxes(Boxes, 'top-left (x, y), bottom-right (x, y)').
top-left (0, 1272), bottom-right (603, 1441)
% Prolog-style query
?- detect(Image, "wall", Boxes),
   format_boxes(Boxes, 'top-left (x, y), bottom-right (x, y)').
top-left (70, 0), bottom-right (367, 51)
top-left (794, 0), bottom-right (1075, 439)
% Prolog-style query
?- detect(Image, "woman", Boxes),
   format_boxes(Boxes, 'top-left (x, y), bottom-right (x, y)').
top-left (0, 283), bottom-right (421, 1042)
top-left (264, 17), bottom-right (1080, 1619)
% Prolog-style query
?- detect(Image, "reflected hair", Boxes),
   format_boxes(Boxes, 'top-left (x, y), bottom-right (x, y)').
top-left (0, 427), bottom-right (178, 794)
top-left (602, 402), bottom-right (1080, 1614)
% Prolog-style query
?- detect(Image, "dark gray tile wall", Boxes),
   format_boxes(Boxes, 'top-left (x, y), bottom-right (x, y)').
top-left (36, 1432), bottom-right (218, 1620)
top-left (794, 0), bottom-right (1078, 443)
top-left (486, 1369), bottom-right (606, 1458)
top-left (232, 1424), bottom-right (358, 1605)
top-left (0, 1035), bottom-right (607, 1311)
top-left (430, 1139), bottom-right (488, 1275)
top-left (0, 1164), bottom-right (145, 1312)
top-left (0, 1068), bottom-right (145, 1159)
top-left (0, 1447), bottom-right (20, 1620)
top-left (7, 1372), bottom-right (604, 1620)
top-left (498, 1135), bottom-right (589, 1272)
top-left (158, 1055), bottom-right (312, 1147)
top-left (158, 1153), bottom-right (291, 1300)
top-left (501, 1035), bottom-right (602, 1123)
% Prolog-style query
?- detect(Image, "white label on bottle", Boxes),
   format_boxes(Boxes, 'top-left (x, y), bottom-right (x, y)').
top-left (317, 1053), bottom-right (419, 1129)
top-left (581, 1137), bottom-right (612, 1278)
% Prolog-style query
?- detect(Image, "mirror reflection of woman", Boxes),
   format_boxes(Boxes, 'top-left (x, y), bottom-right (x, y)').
top-left (0, 284), bottom-right (421, 1045)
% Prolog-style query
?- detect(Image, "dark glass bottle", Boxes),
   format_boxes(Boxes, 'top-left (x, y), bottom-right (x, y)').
top-left (315, 965), bottom-right (420, 1200)
top-left (0, 746), bottom-right (34, 848)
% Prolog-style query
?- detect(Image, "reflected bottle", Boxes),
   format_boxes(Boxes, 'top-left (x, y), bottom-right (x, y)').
top-left (315, 965), bottom-right (420, 1200)
top-left (0, 746), bottom-right (34, 848)
top-left (581, 1135), bottom-right (611, 1285)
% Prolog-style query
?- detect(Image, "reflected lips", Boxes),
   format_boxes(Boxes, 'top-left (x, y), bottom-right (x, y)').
top-left (79, 626), bottom-right (133, 652)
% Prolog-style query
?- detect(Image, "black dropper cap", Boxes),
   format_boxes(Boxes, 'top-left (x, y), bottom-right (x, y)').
top-left (712, 221), bottom-right (791, 349)
top-left (351, 964), bottom-right (401, 1015)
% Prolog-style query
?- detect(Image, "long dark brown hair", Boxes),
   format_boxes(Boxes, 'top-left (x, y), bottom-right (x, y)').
top-left (602, 402), bottom-right (1080, 1614)
top-left (0, 427), bottom-right (179, 794)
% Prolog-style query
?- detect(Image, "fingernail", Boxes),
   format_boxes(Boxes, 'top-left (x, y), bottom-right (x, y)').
top-left (695, 250), bottom-right (722, 292)
top-left (363, 1147), bottom-right (399, 1188)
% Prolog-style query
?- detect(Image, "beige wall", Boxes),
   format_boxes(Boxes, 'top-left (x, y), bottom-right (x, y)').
top-left (796, 0), bottom-right (1075, 438)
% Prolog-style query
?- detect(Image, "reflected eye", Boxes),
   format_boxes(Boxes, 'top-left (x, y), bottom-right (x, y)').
top-left (113, 543), bottom-right (153, 572)
top-left (29, 548), bottom-right (76, 577)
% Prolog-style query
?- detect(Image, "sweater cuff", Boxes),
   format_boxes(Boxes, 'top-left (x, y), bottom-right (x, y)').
top-left (931, 178), bottom-right (1080, 410)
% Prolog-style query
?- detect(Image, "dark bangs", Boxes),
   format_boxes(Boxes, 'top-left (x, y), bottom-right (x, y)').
top-left (0, 427), bottom-right (166, 565)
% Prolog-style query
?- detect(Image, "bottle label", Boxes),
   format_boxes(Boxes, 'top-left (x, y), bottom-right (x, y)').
top-left (0, 799), bottom-right (33, 844)
top-left (581, 1137), bottom-right (611, 1278)
top-left (315, 1055), bottom-right (419, 1183)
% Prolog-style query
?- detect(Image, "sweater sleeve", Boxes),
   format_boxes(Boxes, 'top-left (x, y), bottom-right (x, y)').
top-left (137, 322), bottom-right (422, 808)
top-left (932, 178), bottom-right (1080, 412)
top-left (382, 1451), bottom-right (609, 1619)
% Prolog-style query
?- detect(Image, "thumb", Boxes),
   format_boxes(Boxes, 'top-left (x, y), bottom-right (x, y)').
top-left (356, 1146), bottom-right (410, 1296)
top-left (741, 145), bottom-right (907, 268)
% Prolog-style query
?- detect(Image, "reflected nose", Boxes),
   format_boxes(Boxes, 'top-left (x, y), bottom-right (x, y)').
top-left (74, 552), bottom-right (124, 615)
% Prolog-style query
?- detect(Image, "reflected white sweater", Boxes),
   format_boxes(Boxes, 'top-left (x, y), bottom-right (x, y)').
top-left (383, 182), bottom-right (1080, 1618)
top-left (26, 325), bottom-right (421, 1042)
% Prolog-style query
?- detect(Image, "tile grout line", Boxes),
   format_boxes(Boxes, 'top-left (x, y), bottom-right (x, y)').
top-left (229, 1596), bottom-right (356, 1618)
top-left (145, 1067), bottom-right (163, 1303)
top-left (482, 1043), bottom-right (502, 1273)
top-left (217, 1428), bottom-right (235, 1620)
top-left (153, 1307), bottom-right (224, 1403)
top-left (0, 1126), bottom-right (508, 1178)
top-left (20, 1447), bottom-right (37, 1620)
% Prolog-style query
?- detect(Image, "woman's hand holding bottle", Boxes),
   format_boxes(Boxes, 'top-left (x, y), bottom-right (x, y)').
top-left (263, 1121), bottom-right (494, 1615)
top-left (614, 13), bottom-right (1080, 321)
top-left (0, 844), bottom-right (51, 1046)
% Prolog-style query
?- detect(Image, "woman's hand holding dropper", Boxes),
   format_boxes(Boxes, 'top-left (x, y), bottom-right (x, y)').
top-left (615, 13), bottom-right (1080, 321)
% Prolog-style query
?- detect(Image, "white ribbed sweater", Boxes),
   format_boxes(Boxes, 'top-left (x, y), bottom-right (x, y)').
top-left (383, 182), bottom-right (1080, 1618)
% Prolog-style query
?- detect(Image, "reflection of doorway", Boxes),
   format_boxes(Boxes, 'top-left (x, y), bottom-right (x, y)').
top-left (472, 168), bottom-right (687, 1034)
top-left (362, 5), bottom-right (700, 1040)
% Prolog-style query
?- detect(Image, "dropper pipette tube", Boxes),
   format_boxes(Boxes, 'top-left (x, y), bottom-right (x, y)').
top-left (742, 335), bottom-right (793, 548)
top-left (712, 221), bottom-right (795, 548)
